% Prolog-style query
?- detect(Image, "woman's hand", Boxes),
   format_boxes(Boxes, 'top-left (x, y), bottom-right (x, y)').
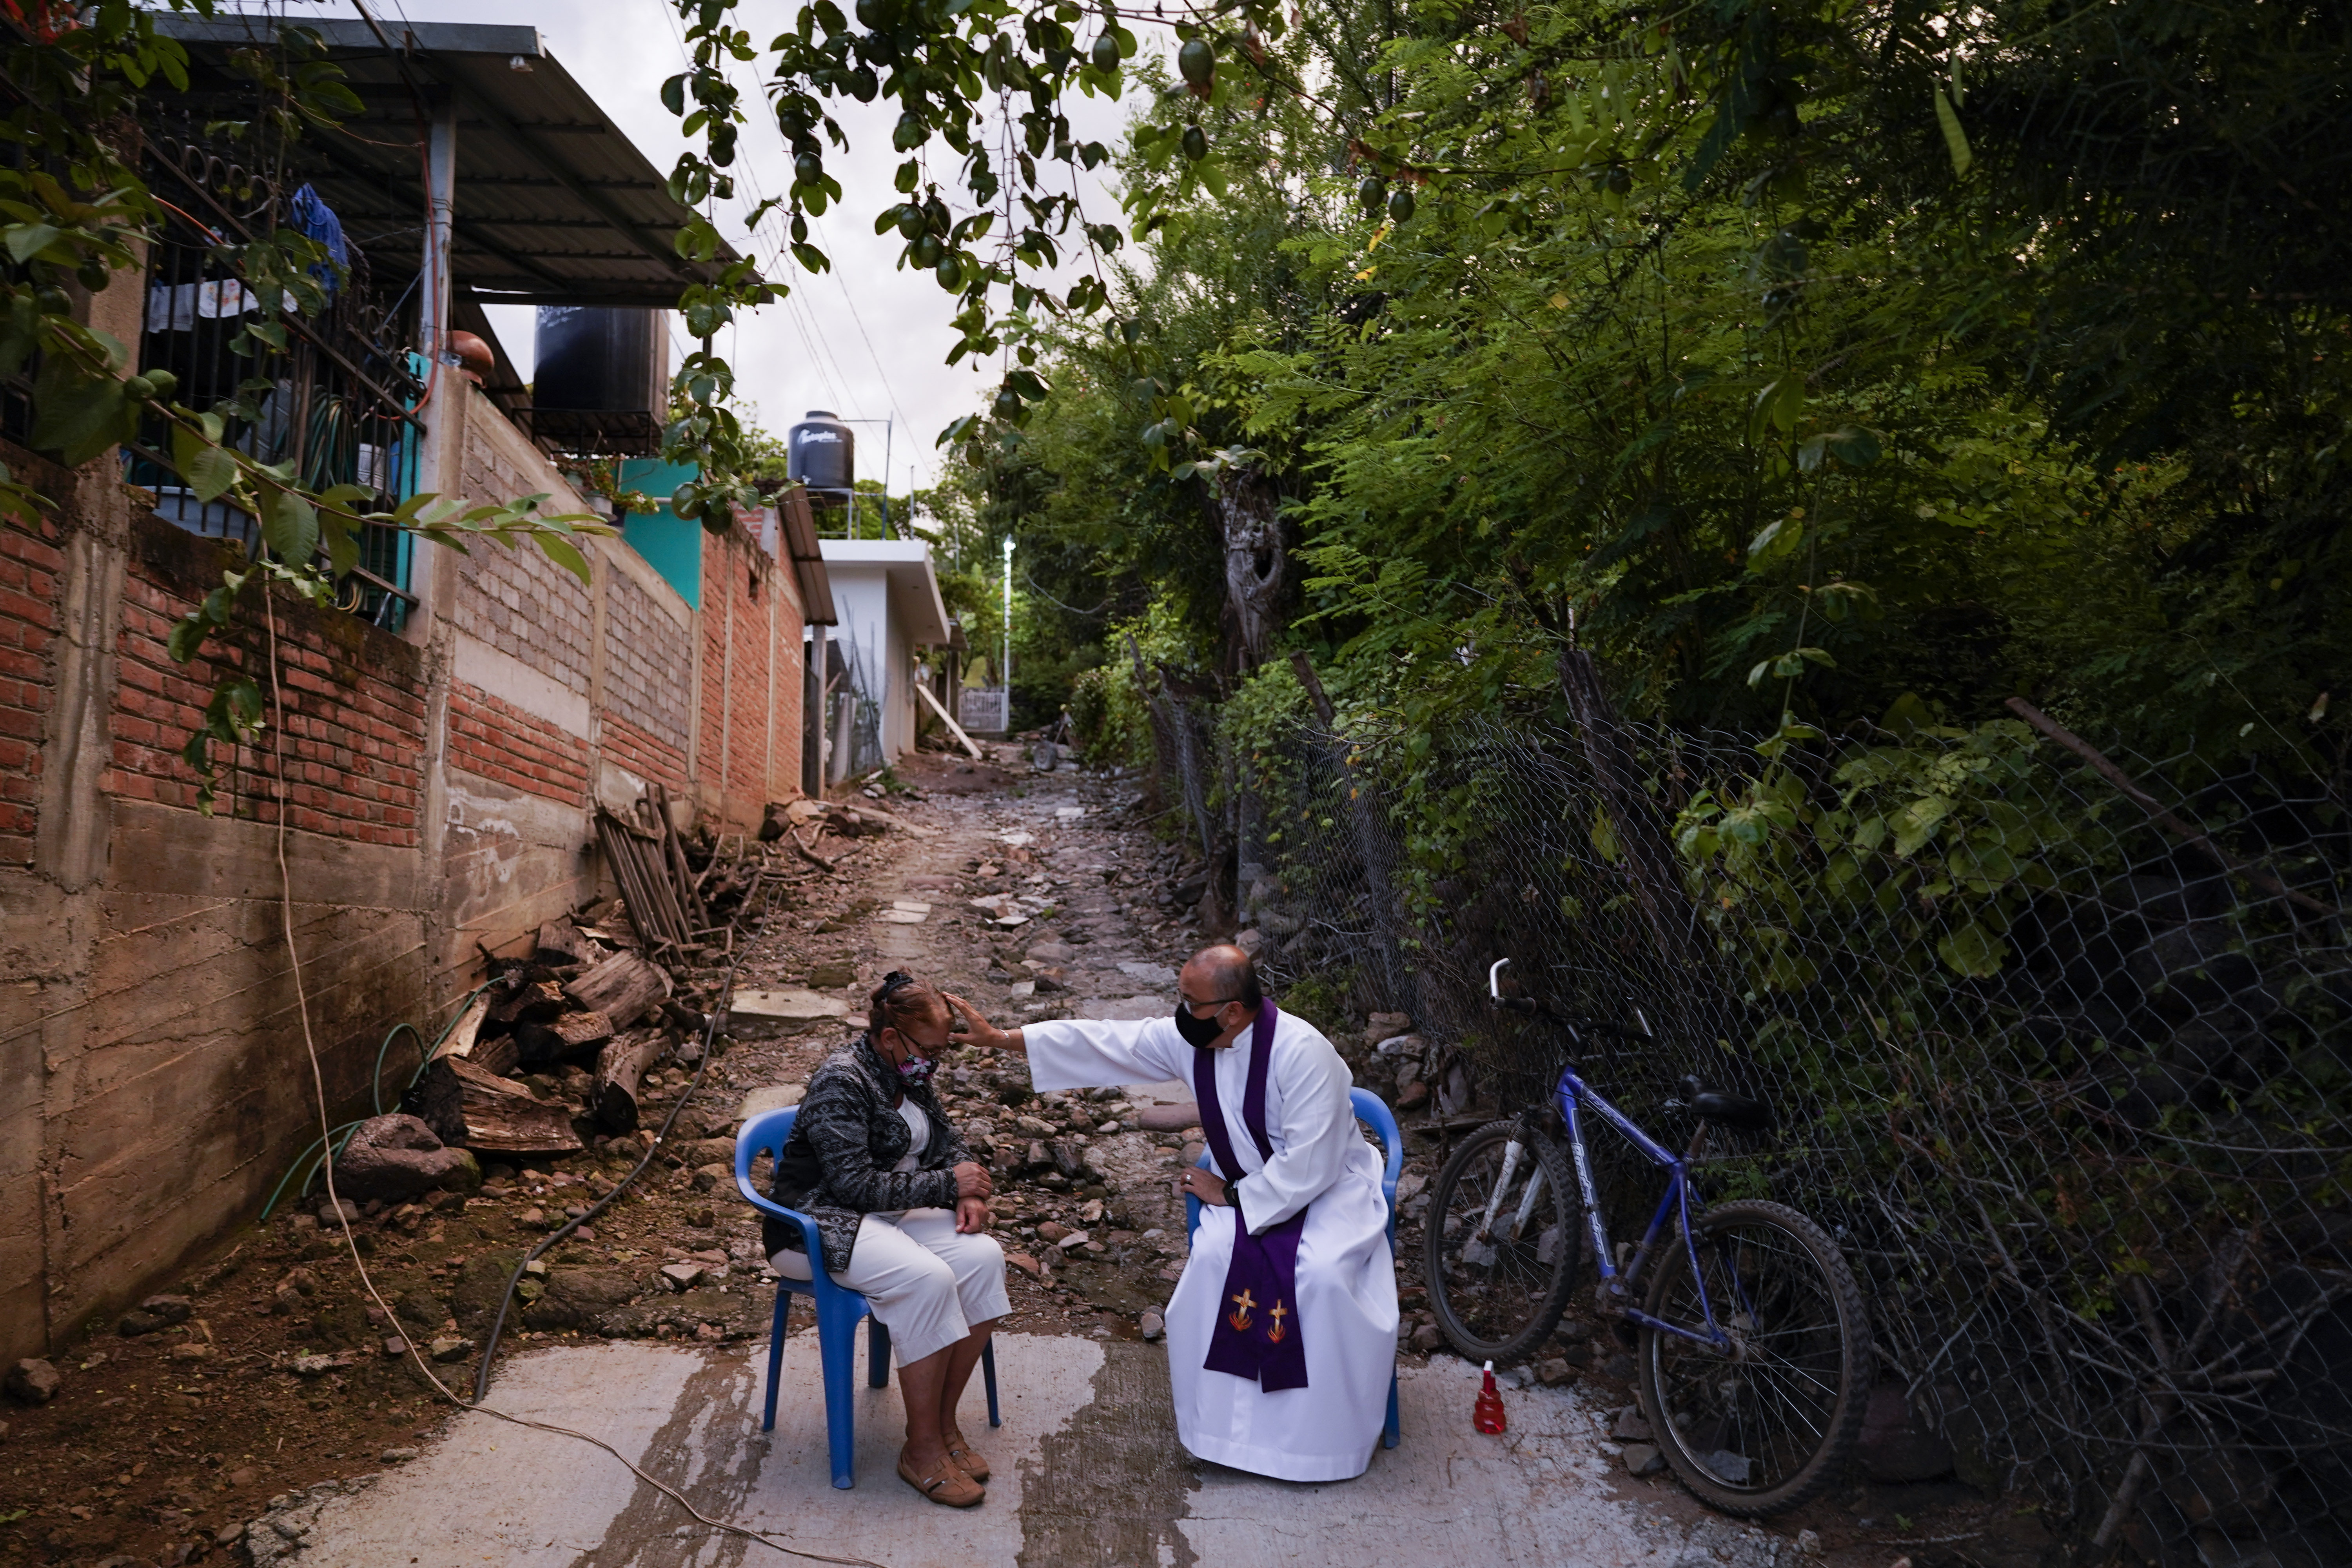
top-left (1178, 1167), bottom-right (1229, 1207)
top-left (955, 1196), bottom-right (991, 1235)
top-left (944, 994), bottom-right (1023, 1054)
top-left (953, 1160), bottom-right (993, 1201)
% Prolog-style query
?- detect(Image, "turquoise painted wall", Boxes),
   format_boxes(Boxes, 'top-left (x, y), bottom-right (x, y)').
top-left (616, 457), bottom-right (703, 610)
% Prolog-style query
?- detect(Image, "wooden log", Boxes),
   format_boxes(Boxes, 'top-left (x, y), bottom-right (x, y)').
top-left (444, 1056), bottom-right (581, 1154)
top-left (552, 1009), bottom-right (615, 1053)
top-left (790, 824), bottom-right (840, 873)
top-left (592, 1033), bottom-right (664, 1134)
top-left (488, 979), bottom-right (566, 1027)
top-left (564, 951), bottom-right (669, 1027)
top-left (470, 1031), bottom-right (521, 1079)
top-left (535, 917), bottom-right (588, 965)
top-left (439, 992), bottom-right (492, 1062)
top-left (827, 799), bottom-right (935, 839)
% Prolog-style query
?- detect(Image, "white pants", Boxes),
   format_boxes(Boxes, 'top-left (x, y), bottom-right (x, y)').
top-left (770, 1209), bottom-right (1011, 1366)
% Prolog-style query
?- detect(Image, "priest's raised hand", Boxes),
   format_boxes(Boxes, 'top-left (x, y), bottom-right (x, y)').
top-left (945, 946), bottom-right (1399, 1482)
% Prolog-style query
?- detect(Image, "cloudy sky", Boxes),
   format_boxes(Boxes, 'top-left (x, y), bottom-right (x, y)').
top-left (338, 0), bottom-right (1147, 490)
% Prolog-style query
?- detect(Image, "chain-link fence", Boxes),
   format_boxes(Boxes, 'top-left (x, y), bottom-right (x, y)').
top-left (1160, 678), bottom-right (2352, 1563)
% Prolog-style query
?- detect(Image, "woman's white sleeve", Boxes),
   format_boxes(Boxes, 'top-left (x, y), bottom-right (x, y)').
top-left (1021, 1017), bottom-right (1188, 1092)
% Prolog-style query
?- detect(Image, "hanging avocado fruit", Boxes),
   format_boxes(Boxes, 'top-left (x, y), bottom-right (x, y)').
top-left (911, 232), bottom-right (945, 267)
top-left (855, 0), bottom-right (896, 27)
top-left (1091, 33), bottom-right (1121, 73)
top-left (935, 252), bottom-right (964, 289)
top-left (1387, 185), bottom-right (1416, 222)
top-left (993, 388), bottom-right (1022, 419)
top-left (896, 204), bottom-right (926, 241)
top-left (1178, 38), bottom-right (1216, 93)
top-left (1181, 124), bottom-right (1209, 162)
top-left (671, 485), bottom-right (703, 521)
top-left (794, 151), bottom-right (822, 184)
top-left (1357, 175), bottom-right (1387, 216)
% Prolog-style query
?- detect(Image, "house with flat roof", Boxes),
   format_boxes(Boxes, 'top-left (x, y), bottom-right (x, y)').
top-left (815, 539), bottom-right (954, 778)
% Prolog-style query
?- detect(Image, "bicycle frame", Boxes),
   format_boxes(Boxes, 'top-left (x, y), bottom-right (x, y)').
top-left (1483, 957), bottom-right (1732, 1352)
top-left (1547, 1065), bottom-right (1731, 1350)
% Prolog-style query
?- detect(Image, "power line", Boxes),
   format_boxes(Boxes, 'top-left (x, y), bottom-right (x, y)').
top-left (641, 0), bottom-right (856, 417)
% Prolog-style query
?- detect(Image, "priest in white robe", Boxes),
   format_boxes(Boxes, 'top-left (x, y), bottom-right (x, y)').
top-left (946, 944), bottom-right (1397, 1482)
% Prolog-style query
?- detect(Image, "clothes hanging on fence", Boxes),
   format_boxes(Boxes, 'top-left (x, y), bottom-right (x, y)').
top-left (145, 279), bottom-right (300, 332)
top-left (287, 183), bottom-right (350, 293)
top-left (1022, 1007), bottom-right (1397, 1482)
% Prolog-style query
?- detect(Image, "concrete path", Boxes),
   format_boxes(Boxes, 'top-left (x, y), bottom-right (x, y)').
top-left (250, 1333), bottom-right (1787, 1568)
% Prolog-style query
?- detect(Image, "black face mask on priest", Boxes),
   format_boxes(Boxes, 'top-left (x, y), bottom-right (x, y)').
top-left (1174, 991), bottom-right (1243, 1047)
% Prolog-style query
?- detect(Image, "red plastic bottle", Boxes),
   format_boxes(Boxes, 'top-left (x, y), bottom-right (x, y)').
top-left (1473, 1359), bottom-right (1507, 1434)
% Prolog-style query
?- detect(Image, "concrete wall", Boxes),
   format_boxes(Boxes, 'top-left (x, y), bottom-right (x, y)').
top-left (0, 372), bottom-right (810, 1364)
top-left (822, 566), bottom-right (923, 765)
top-left (2, 473), bottom-right (432, 1357)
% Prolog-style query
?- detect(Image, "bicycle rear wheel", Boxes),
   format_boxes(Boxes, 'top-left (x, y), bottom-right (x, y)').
top-left (1425, 1120), bottom-right (1579, 1365)
top-left (1636, 1198), bottom-right (1871, 1516)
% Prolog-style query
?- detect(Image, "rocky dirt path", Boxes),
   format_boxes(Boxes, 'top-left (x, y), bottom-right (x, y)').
top-left (0, 746), bottom-right (2045, 1568)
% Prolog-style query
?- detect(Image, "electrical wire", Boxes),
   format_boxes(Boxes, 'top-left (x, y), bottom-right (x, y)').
top-left (644, 0), bottom-right (858, 416)
top-left (259, 588), bottom-right (884, 1567)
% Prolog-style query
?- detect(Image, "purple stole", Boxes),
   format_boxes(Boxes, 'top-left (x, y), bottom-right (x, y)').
top-left (1196, 1001), bottom-right (1310, 1392)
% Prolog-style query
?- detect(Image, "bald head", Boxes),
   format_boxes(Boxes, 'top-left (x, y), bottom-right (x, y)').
top-left (1186, 944), bottom-right (1263, 1010)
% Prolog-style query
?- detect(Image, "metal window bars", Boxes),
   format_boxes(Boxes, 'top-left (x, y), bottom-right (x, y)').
top-left (125, 120), bottom-right (425, 632)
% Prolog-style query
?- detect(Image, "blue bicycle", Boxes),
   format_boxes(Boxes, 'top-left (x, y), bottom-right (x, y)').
top-left (1421, 959), bottom-right (1872, 1515)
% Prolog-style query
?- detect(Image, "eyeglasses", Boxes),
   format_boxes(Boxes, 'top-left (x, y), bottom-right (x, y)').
top-left (1180, 994), bottom-right (1242, 1014)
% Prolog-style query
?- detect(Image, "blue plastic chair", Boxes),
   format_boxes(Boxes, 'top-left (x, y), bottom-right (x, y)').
top-left (1183, 1086), bottom-right (1404, 1450)
top-left (734, 1106), bottom-right (1000, 1488)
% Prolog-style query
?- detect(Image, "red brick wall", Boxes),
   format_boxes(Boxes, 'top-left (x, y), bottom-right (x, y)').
top-left (449, 680), bottom-right (590, 806)
top-left (599, 711), bottom-right (688, 799)
top-left (0, 510), bottom-right (62, 865)
top-left (693, 526), bottom-right (804, 831)
top-left (111, 515), bottom-right (426, 841)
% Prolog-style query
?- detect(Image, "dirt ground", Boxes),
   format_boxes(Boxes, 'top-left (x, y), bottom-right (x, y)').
top-left (0, 744), bottom-right (2056, 1568)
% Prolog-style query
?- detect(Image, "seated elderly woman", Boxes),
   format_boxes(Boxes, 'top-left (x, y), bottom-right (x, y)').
top-left (764, 971), bottom-right (1007, 1507)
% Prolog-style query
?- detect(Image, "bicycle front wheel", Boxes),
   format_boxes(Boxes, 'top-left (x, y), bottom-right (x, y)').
top-left (1424, 1120), bottom-right (1579, 1365)
top-left (1636, 1198), bottom-right (1871, 1516)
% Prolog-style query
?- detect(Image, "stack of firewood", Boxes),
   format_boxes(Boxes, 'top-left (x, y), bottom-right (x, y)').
top-left (401, 915), bottom-right (679, 1157)
top-left (396, 789), bottom-right (836, 1159)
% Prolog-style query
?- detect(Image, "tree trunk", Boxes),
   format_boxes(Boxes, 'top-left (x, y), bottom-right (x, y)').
top-left (1289, 652), bottom-right (1412, 1013)
top-left (1217, 463), bottom-right (1285, 673)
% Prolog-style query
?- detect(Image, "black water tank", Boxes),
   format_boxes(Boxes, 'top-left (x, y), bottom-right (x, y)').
top-left (533, 307), bottom-right (658, 411)
top-left (788, 410), bottom-right (855, 492)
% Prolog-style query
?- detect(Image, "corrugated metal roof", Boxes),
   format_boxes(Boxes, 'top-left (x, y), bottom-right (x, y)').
top-left (150, 15), bottom-right (747, 309)
top-left (776, 486), bottom-right (838, 627)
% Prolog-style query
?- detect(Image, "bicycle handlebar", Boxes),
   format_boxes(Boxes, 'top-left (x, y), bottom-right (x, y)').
top-left (1486, 958), bottom-right (1656, 1040)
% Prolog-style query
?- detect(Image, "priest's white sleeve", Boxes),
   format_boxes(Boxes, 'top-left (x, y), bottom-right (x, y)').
top-left (1020, 1015), bottom-right (1192, 1093)
top-left (1228, 1029), bottom-right (1356, 1235)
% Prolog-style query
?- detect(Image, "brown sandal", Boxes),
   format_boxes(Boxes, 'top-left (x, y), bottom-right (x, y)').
top-left (944, 1432), bottom-right (990, 1483)
top-left (898, 1455), bottom-right (985, 1508)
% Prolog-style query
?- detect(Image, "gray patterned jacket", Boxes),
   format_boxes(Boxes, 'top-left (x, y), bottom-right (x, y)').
top-left (762, 1033), bottom-right (975, 1275)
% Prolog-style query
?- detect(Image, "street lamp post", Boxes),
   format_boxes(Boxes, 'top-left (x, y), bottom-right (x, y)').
top-left (1001, 534), bottom-right (1014, 727)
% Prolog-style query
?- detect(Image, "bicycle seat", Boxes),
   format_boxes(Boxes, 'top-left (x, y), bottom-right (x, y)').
top-left (1680, 1076), bottom-right (1774, 1132)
